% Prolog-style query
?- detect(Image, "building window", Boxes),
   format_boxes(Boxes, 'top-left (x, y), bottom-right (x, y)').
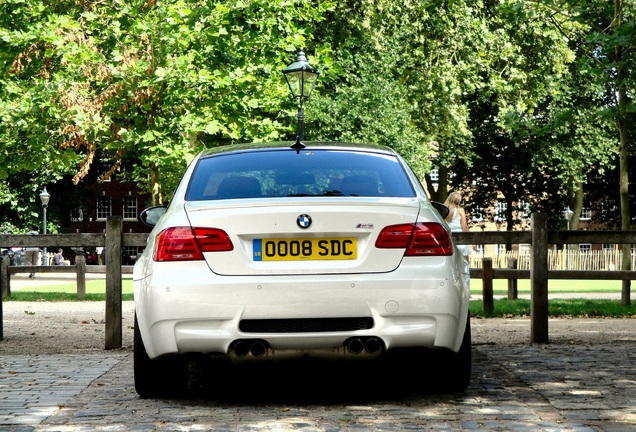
top-left (579, 243), bottom-right (591, 252)
top-left (517, 200), bottom-right (530, 221)
top-left (123, 196), bottom-right (138, 220)
top-left (581, 207), bottom-right (592, 220)
top-left (97, 196), bottom-right (112, 220)
top-left (602, 243), bottom-right (616, 250)
top-left (70, 207), bottom-right (83, 223)
top-left (122, 246), bottom-right (141, 265)
top-left (472, 206), bottom-right (485, 223)
top-left (495, 201), bottom-right (507, 223)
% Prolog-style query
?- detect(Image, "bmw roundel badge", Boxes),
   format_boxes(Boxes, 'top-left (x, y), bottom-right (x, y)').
top-left (297, 214), bottom-right (312, 229)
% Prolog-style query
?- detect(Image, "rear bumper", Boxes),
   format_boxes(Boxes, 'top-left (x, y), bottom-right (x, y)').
top-left (134, 260), bottom-right (470, 360)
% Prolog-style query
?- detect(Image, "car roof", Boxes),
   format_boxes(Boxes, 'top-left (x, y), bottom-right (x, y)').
top-left (198, 141), bottom-right (398, 158)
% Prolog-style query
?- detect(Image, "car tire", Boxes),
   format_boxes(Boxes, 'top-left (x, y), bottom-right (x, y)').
top-left (134, 312), bottom-right (187, 398)
top-left (441, 314), bottom-right (472, 392)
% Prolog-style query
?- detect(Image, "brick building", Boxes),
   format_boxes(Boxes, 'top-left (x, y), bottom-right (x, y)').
top-left (68, 175), bottom-right (153, 263)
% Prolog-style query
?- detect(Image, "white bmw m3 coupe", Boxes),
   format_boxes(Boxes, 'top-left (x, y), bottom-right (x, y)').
top-left (133, 141), bottom-right (471, 397)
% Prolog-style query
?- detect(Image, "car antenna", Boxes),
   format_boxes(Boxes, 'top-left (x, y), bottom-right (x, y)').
top-left (290, 136), bottom-right (306, 154)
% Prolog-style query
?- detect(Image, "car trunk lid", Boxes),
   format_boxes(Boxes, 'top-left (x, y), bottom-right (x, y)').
top-left (184, 198), bottom-right (423, 276)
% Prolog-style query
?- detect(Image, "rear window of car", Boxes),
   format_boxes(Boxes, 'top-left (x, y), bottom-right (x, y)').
top-left (185, 148), bottom-right (415, 201)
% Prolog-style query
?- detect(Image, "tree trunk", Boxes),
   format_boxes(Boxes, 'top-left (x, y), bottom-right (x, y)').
top-left (568, 177), bottom-right (583, 230)
top-left (425, 165), bottom-right (450, 203)
top-left (615, 0), bottom-right (631, 306)
top-left (150, 162), bottom-right (162, 206)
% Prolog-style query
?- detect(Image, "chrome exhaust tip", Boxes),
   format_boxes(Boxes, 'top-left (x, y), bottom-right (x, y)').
top-left (365, 337), bottom-right (381, 354)
top-left (233, 341), bottom-right (250, 357)
top-left (347, 338), bottom-right (364, 354)
top-left (250, 341), bottom-right (266, 357)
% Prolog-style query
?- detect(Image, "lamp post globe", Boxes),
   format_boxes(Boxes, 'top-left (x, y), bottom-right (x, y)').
top-left (282, 49), bottom-right (320, 141)
top-left (563, 207), bottom-right (573, 230)
top-left (39, 187), bottom-right (50, 266)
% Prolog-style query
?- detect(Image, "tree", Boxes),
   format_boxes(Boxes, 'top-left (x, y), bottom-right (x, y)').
top-left (440, 1), bottom-right (591, 231)
top-left (0, 0), bottom-right (335, 219)
top-left (2, 0), bottom-right (635, 263)
top-left (549, 0), bottom-right (636, 305)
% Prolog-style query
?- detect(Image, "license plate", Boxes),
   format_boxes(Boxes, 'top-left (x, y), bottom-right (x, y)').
top-left (253, 238), bottom-right (357, 261)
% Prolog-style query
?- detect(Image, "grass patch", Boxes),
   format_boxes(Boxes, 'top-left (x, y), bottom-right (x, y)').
top-left (4, 277), bottom-right (133, 301)
top-left (470, 298), bottom-right (636, 318)
top-left (5, 291), bottom-right (134, 302)
top-left (470, 279), bottom-right (623, 296)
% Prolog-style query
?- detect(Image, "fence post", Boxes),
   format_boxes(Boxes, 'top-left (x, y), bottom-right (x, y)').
top-left (105, 216), bottom-right (123, 350)
top-left (75, 254), bottom-right (86, 298)
top-left (0, 255), bottom-right (7, 298)
top-left (507, 257), bottom-right (518, 300)
top-left (531, 213), bottom-right (549, 344)
top-left (482, 257), bottom-right (494, 315)
top-left (0, 255), bottom-right (3, 340)
top-left (621, 244), bottom-right (632, 305)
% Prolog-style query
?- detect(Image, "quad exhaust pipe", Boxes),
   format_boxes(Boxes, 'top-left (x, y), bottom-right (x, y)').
top-left (346, 337), bottom-right (382, 355)
top-left (232, 340), bottom-right (267, 358)
top-left (229, 337), bottom-right (384, 363)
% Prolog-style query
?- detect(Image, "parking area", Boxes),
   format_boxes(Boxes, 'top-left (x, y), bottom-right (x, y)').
top-left (1, 341), bottom-right (635, 431)
top-left (1, 277), bottom-right (635, 431)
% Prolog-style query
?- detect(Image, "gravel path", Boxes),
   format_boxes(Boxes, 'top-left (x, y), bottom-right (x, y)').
top-left (0, 301), bottom-right (135, 354)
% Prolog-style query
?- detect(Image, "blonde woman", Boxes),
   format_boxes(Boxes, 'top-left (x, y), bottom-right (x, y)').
top-left (443, 191), bottom-right (472, 262)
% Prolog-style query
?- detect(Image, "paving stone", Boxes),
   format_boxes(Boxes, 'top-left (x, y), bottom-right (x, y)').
top-left (0, 340), bottom-right (635, 431)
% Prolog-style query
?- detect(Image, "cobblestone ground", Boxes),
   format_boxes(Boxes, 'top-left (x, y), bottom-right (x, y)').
top-left (1, 342), bottom-right (635, 431)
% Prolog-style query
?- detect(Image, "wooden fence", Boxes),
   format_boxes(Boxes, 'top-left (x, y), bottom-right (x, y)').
top-left (1, 214), bottom-right (635, 347)
top-left (470, 249), bottom-right (632, 271)
top-left (0, 216), bottom-right (147, 348)
top-left (456, 214), bottom-right (636, 343)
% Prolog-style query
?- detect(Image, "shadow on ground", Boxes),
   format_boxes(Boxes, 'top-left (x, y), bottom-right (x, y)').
top-left (158, 353), bottom-right (464, 405)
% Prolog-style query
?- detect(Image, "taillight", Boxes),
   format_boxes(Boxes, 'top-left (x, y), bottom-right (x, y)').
top-left (154, 227), bottom-right (233, 262)
top-left (376, 223), bottom-right (452, 256)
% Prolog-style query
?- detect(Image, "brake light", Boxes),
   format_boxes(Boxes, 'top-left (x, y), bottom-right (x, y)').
top-left (375, 223), bottom-right (452, 256)
top-left (154, 227), bottom-right (233, 262)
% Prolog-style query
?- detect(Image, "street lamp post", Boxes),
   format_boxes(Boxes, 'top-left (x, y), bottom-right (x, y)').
top-left (39, 188), bottom-right (50, 266)
top-left (81, 204), bottom-right (89, 232)
top-left (282, 49), bottom-right (320, 141)
top-left (563, 207), bottom-right (573, 270)
top-left (495, 217), bottom-right (502, 263)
